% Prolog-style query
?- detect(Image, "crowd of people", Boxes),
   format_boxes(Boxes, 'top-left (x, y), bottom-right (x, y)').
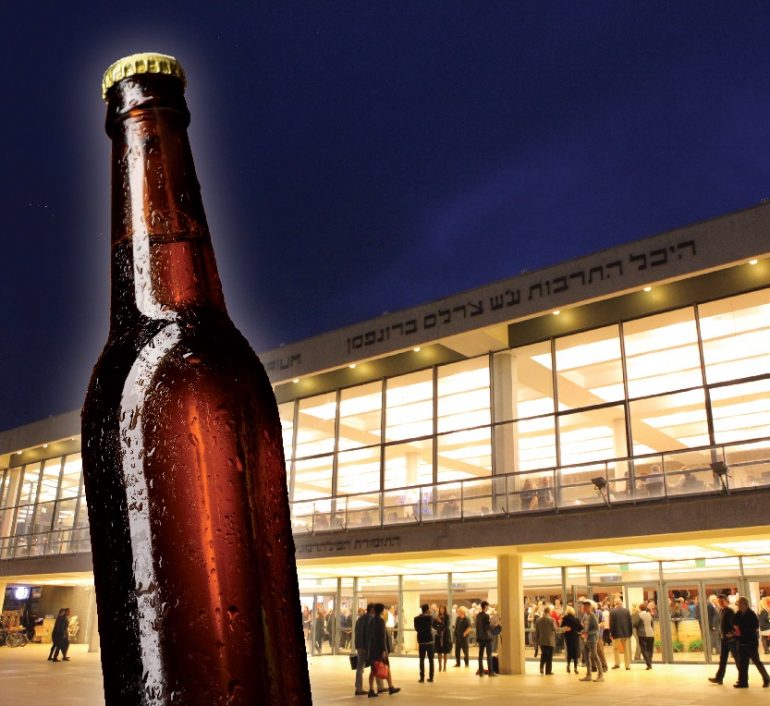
top-left (305, 590), bottom-right (770, 695)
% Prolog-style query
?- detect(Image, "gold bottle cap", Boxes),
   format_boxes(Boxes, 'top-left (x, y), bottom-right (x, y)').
top-left (102, 52), bottom-right (186, 100)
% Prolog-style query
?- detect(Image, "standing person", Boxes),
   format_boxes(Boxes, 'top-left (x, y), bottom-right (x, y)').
top-left (434, 605), bottom-right (452, 672)
top-left (367, 604), bottom-right (400, 697)
top-left (709, 594), bottom-right (739, 685)
top-left (51, 608), bottom-right (71, 662)
top-left (453, 606), bottom-right (471, 667)
top-left (732, 596), bottom-right (770, 688)
top-left (758, 597), bottom-right (770, 655)
top-left (475, 601), bottom-right (496, 677)
top-left (354, 604), bottom-right (384, 696)
top-left (635, 602), bottom-right (654, 670)
top-left (579, 600), bottom-right (603, 682)
top-left (414, 604), bottom-right (435, 683)
top-left (610, 598), bottom-right (633, 670)
top-left (314, 607), bottom-right (326, 653)
top-left (708, 595), bottom-right (720, 655)
top-left (535, 605), bottom-right (557, 675)
top-left (560, 606), bottom-right (582, 674)
top-left (48, 608), bottom-right (66, 661)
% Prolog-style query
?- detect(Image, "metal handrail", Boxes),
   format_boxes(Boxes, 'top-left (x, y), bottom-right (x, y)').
top-left (290, 436), bottom-right (770, 533)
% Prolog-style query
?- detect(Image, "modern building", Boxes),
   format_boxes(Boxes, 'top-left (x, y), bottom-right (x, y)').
top-left (3, 203), bottom-right (770, 670)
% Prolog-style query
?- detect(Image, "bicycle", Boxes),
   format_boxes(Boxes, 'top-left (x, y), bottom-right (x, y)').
top-left (0, 627), bottom-right (29, 647)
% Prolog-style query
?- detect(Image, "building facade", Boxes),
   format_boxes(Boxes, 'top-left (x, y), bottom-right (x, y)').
top-left (3, 204), bottom-right (770, 668)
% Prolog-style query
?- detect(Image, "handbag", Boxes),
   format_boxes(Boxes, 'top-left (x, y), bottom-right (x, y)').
top-left (349, 654), bottom-right (358, 670)
top-left (372, 659), bottom-right (389, 679)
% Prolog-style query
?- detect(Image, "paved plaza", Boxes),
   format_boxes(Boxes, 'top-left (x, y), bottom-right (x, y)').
top-left (1, 644), bottom-right (768, 705)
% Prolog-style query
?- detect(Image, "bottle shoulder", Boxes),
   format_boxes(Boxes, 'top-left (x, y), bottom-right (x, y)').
top-left (85, 316), bottom-right (271, 412)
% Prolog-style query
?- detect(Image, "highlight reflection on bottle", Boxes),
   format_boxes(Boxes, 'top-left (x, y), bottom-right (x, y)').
top-left (82, 53), bottom-right (312, 705)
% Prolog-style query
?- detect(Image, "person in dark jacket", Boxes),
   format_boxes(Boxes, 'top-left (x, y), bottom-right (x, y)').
top-left (732, 597), bottom-right (770, 688)
top-left (475, 601), bottom-right (496, 677)
top-left (560, 606), bottom-right (582, 673)
top-left (47, 608), bottom-right (66, 661)
top-left (534, 606), bottom-right (557, 675)
top-left (453, 607), bottom-right (471, 667)
top-left (354, 605), bottom-right (384, 696)
top-left (610, 598), bottom-right (633, 670)
top-left (368, 604), bottom-right (400, 697)
top-left (759, 597), bottom-right (770, 655)
top-left (414, 604), bottom-right (435, 683)
top-left (434, 605), bottom-right (452, 672)
top-left (708, 594), bottom-right (739, 685)
top-left (50, 608), bottom-right (70, 662)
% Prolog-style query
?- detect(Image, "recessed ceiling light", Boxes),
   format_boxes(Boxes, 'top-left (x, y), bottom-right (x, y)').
top-left (413, 347), bottom-right (421, 352)
top-left (292, 378), bottom-right (299, 384)
top-left (349, 363), bottom-right (357, 369)
top-left (749, 259), bottom-right (759, 265)
top-left (643, 286), bottom-right (652, 292)
top-left (552, 310), bottom-right (560, 316)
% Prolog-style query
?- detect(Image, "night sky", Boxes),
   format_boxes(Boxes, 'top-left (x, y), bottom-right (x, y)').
top-left (2, 2), bottom-right (770, 431)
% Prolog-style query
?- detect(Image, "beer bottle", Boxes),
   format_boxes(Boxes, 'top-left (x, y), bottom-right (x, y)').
top-left (82, 53), bottom-right (312, 705)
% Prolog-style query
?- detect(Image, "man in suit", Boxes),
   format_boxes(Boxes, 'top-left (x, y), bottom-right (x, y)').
top-left (610, 597), bottom-right (633, 670)
top-left (414, 604), bottom-right (435, 683)
top-left (475, 601), bottom-right (496, 677)
top-left (708, 594), bottom-right (739, 685)
top-left (732, 597), bottom-right (770, 688)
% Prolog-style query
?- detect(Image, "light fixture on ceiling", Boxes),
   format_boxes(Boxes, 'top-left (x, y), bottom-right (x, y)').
top-left (553, 310), bottom-right (560, 316)
top-left (413, 347), bottom-right (421, 352)
top-left (349, 363), bottom-right (356, 369)
top-left (749, 259), bottom-right (759, 265)
top-left (643, 286), bottom-right (652, 292)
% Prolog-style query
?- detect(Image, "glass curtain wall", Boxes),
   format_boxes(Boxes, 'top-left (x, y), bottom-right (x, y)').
top-left (283, 286), bottom-right (770, 530)
top-left (0, 453), bottom-right (88, 560)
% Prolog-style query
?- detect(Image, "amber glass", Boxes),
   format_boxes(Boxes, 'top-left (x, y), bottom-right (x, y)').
top-left (82, 71), bottom-right (311, 705)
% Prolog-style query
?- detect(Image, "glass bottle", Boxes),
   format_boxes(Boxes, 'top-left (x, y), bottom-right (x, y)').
top-left (82, 53), bottom-right (312, 705)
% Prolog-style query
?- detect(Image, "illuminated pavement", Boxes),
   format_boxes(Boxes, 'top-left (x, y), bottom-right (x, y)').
top-left (1, 644), bottom-right (768, 704)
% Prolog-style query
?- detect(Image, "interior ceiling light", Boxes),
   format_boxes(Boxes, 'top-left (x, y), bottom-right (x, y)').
top-left (644, 286), bottom-right (652, 292)
top-left (414, 347), bottom-right (421, 352)
top-left (553, 310), bottom-right (560, 316)
top-left (292, 378), bottom-right (299, 383)
top-left (749, 259), bottom-right (759, 265)
top-left (349, 363), bottom-right (356, 369)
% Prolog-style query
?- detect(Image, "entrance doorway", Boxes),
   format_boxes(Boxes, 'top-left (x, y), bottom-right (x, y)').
top-left (660, 579), bottom-right (740, 663)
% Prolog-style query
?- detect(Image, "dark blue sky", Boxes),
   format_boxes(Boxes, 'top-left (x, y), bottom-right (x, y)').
top-left (2, 1), bottom-right (770, 430)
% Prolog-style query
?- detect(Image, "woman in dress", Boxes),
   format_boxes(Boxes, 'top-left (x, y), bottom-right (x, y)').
top-left (433, 605), bottom-right (452, 672)
top-left (560, 605), bottom-right (583, 674)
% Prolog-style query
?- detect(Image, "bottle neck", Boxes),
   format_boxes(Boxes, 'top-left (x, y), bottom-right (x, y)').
top-left (107, 75), bottom-right (226, 328)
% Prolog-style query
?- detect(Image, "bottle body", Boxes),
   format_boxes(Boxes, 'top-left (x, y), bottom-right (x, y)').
top-left (82, 58), bottom-right (311, 705)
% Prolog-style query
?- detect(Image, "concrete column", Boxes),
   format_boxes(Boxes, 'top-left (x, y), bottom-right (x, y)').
top-left (86, 587), bottom-right (100, 653)
top-left (401, 579), bottom-right (422, 654)
top-left (612, 417), bottom-right (628, 481)
top-left (1, 468), bottom-right (22, 557)
top-left (497, 553), bottom-right (525, 675)
top-left (492, 353), bottom-right (519, 475)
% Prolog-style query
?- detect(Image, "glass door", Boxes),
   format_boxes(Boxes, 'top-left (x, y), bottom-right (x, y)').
top-left (661, 583), bottom-right (708, 662)
top-left (624, 584), bottom-right (660, 665)
top-left (661, 580), bottom-right (740, 663)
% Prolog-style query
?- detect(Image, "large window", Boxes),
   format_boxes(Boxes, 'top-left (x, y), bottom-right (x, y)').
top-left (437, 357), bottom-right (490, 433)
top-left (629, 389), bottom-right (709, 455)
top-left (386, 370), bottom-right (433, 442)
top-left (624, 308), bottom-right (702, 398)
top-left (493, 341), bottom-right (554, 422)
top-left (339, 382), bottom-right (382, 451)
top-left (555, 325), bottom-right (624, 407)
top-left (699, 289), bottom-right (770, 384)
top-left (295, 393), bottom-right (337, 459)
